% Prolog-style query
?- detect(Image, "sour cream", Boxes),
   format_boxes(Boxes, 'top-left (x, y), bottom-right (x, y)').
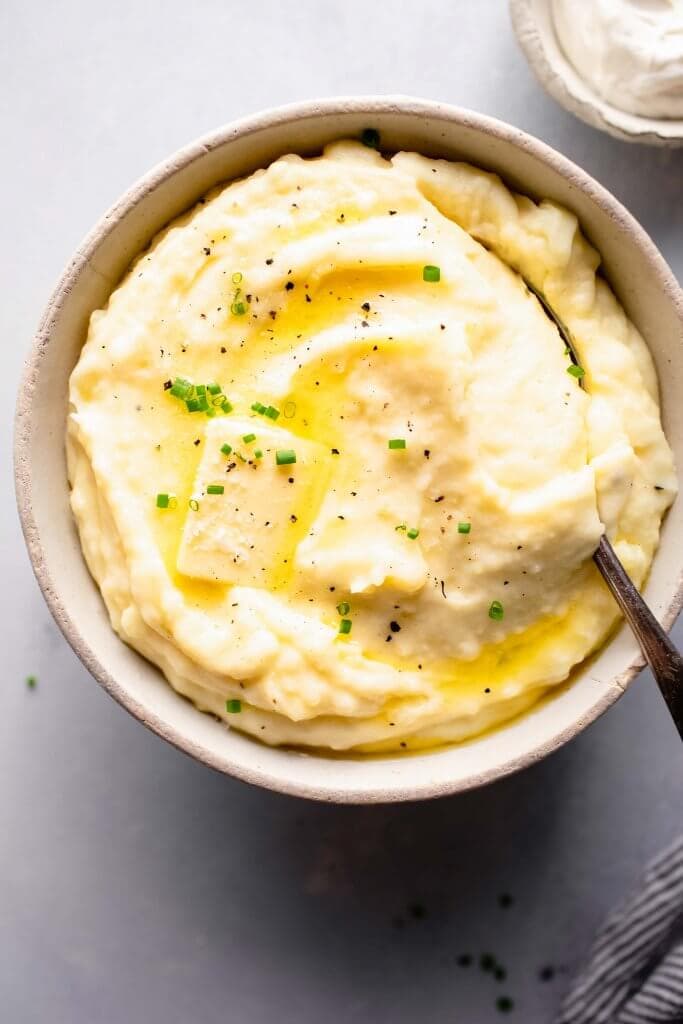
top-left (552, 0), bottom-right (683, 119)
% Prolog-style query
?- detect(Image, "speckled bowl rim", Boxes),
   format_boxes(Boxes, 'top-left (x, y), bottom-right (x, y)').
top-left (14, 96), bottom-right (683, 803)
top-left (510, 0), bottom-right (683, 147)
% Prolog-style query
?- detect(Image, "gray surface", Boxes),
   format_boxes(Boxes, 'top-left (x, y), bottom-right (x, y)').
top-left (2, 1), bottom-right (682, 1021)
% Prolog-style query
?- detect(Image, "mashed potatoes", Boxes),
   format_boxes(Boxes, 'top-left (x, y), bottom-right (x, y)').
top-left (67, 140), bottom-right (676, 752)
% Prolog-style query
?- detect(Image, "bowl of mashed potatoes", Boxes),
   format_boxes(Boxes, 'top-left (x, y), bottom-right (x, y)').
top-left (15, 97), bottom-right (683, 801)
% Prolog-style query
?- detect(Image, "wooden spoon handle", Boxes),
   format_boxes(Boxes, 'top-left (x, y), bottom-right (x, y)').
top-left (594, 536), bottom-right (683, 739)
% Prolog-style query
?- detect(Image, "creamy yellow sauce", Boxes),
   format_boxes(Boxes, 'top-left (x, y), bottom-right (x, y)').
top-left (67, 140), bottom-right (676, 752)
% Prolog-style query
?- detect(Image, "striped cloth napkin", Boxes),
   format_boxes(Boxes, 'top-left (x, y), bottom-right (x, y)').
top-left (557, 836), bottom-right (683, 1023)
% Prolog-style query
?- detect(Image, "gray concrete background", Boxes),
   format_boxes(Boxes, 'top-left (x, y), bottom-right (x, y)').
top-left (2, 1), bottom-right (682, 1021)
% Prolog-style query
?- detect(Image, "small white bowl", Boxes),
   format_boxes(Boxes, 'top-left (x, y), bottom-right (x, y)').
top-left (510, 0), bottom-right (683, 147)
top-left (14, 97), bottom-right (683, 802)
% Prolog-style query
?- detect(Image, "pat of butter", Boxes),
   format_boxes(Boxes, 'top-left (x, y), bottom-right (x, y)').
top-left (177, 416), bottom-right (327, 587)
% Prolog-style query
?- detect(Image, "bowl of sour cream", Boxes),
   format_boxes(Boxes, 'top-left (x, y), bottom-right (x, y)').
top-left (510, 0), bottom-right (683, 146)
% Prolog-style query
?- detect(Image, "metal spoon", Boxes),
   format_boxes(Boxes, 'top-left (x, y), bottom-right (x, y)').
top-left (525, 280), bottom-right (683, 738)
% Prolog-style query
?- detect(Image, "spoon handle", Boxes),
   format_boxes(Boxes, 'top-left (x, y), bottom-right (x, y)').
top-left (594, 536), bottom-right (683, 739)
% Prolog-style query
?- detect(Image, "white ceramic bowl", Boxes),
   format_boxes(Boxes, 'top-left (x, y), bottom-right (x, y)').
top-left (14, 97), bottom-right (683, 802)
top-left (510, 0), bottom-right (683, 147)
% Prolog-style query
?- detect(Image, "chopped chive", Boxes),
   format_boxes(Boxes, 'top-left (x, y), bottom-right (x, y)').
top-left (458, 522), bottom-right (471, 534)
top-left (211, 393), bottom-right (225, 407)
top-left (423, 264), bottom-right (441, 282)
top-left (26, 675), bottom-right (37, 689)
top-left (195, 384), bottom-right (206, 397)
top-left (567, 364), bottom-right (585, 379)
top-left (489, 600), bottom-right (504, 621)
top-left (197, 395), bottom-right (209, 411)
top-left (388, 438), bottom-right (406, 450)
top-left (231, 272), bottom-right (243, 285)
top-left (338, 618), bottom-right (352, 635)
top-left (251, 401), bottom-right (281, 421)
top-left (231, 300), bottom-right (247, 316)
top-left (220, 443), bottom-right (233, 456)
top-left (220, 399), bottom-right (233, 413)
top-left (189, 499), bottom-right (200, 511)
top-left (156, 493), bottom-right (170, 508)
top-left (407, 527), bottom-right (420, 540)
top-left (254, 449), bottom-right (263, 459)
top-left (206, 408), bottom-right (216, 418)
top-left (225, 698), bottom-right (242, 713)
top-left (336, 601), bottom-right (350, 615)
top-left (207, 484), bottom-right (225, 495)
top-left (207, 382), bottom-right (222, 395)
top-left (242, 432), bottom-right (256, 444)
top-left (361, 127), bottom-right (380, 149)
top-left (186, 397), bottom-right (201, 412)
top-left (170, 381), bottom-right (191, 398)
top-left (275, 449), bottom-right (297, 466)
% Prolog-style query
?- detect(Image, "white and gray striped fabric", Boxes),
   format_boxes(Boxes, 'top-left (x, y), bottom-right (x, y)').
top-left (557, 836), bottom-right (683, 1024)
